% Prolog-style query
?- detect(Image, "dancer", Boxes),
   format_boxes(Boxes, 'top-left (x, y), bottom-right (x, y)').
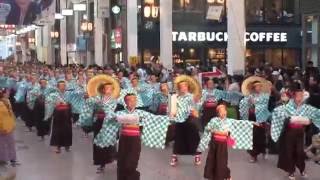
top-left (78, 75), bottom-right (119, 173)
top-left (271, 82), bottom-right (320, 180)
top-left (169, 75), bottom-right (202, 166)
top-left (44, 80), bottom-right (79, 153)
top-left (200, 78), bottom-right (231, 128)
top-left (239, 76), bottom-right (272, 162)
top-left (27, 78), bottom-right (53, 140)
top-left (198, 104), bottom-right (255, 180)
top-left (94, 93), bottom-right (172, 180)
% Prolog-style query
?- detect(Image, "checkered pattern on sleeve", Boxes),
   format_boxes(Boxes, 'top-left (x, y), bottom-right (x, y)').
top-left (239, 97), bottom-right (250, 120)
top-left (230, 120), bottom-right (253, 150)
top-left (139, 110), bottom-right (171, 149)
top-left (66, 87), bottom-right (85, 114)
top-left (93, 120), bottom-right (120, 148)
top-left (44, 92), bottom-right (58, 121)
top-left (174, 94), bottom-right (193, 123)
top-left (197, 118), bottom-right (217, 152)
top-left (307, 105), bottom-right (320, 129)
top-left (254, 94), bottom-right (271, 123)
top-left (78, 96), bottom-right (97, 127)
top-left (26, 87), bottom-right (40, 110)
top-left (271, 105), bottom-right (288, 142)
top-left (138, 84), bottom-right (155, 107)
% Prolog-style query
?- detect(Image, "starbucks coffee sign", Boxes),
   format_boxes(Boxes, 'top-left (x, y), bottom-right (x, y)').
top-left (172, 31), bottom-right (288, 43)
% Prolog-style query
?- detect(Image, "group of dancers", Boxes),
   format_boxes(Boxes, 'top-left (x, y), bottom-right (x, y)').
top-left (1, 64), bottom-right (320, 180)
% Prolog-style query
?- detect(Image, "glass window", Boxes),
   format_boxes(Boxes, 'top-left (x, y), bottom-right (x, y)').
top-left (246, 0), bottom-right (264, 23)
top-left (282, 0), bottom-right (296, 23)
top-left (265, 0), bottom-right (282, 24)
top-left (173, 0), bottom-right (204, 12)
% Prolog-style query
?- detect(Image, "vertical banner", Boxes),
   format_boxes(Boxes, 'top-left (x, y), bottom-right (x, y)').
top-left (227, 0), bottom-right (246, 75)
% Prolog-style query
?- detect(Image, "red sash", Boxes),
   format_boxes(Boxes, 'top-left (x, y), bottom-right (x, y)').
top-left (121, 125), bottom-right (140, 136)
top-left (204, 101), bottom-right (217, 108)
top-left (212, 133), bottom-right (236, 147)
top-left (55, 104), bottom-right (70, 111)
top-left (158, 104), bottom-right (167, 114)
top-left (95, 110), bottom-right (105, 120)
top-left (288, 123), bottom-right (304, 129)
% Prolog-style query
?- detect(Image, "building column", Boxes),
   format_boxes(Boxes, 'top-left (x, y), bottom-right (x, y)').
top-left (42, 25), bottom-right (53, 64)
top-left (160, 0), bottom-right (173, 70)
top-left (94, 0), bottom-right (105, 66)
top-left (311, 16), bottom-right (319, 67)
top-left (227, 0), bottom-right (246, 75)
top-left (126, 0), bottom-right (138, 64)
top-left (60, 0), bottom-right (67, 65)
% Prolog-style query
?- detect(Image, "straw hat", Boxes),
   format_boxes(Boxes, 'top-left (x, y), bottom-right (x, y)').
top-left (174, 75), bottom-right (202, 99)
top-left (241, 76), bottom-right (272, 96)
top-left (87, 75), bottom-right (120, 98)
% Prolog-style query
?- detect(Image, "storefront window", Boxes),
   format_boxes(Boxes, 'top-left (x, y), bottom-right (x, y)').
top-left (246, 49), bottom-right (299, 67)
top-left (173, 0), bottom-right (204, 12)
top-left (246, 0), bottom-right (300, 24)
top-left (246, 0), bottom-right (264, 23)
top-left (265, 0), bottom-right (282, 24)
top-left (207, 48), bottom-right (226, 63)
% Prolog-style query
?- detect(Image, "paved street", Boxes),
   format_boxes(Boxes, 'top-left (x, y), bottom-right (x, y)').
top-left (1, 121), bottom-right (319, 180)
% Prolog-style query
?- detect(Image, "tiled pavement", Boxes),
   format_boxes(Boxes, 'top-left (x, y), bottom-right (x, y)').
top-left (1, 121), bottom-right (319, 180)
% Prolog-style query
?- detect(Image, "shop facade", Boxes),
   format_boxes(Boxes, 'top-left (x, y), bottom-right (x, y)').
top-left (138, 0), bottom-right (302, 68)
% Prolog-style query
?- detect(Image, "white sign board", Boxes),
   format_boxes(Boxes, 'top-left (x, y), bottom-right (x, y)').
top-left (206, 6), bottom-right (223, 21)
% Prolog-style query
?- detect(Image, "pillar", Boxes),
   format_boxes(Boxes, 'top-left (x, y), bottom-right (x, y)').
top-left (94, 0), bottom-right (105, 67)
top-left (126, 0), bottom-right (138, 64)
top-left (227, 0), bottom-right (246, 75)
top-left (160, 0), bottom-right (173, 70)
top-left (311, 16), bottom-right (319, 67)
top-left (60, 0), bottom-right (67, 65)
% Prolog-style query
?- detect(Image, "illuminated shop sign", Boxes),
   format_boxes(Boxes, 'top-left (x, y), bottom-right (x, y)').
top-left (172, 32), bottom-right (288, 43)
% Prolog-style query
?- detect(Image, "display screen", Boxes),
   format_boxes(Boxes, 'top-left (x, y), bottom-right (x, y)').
top-left (0, 0), bottom-right (56, 25)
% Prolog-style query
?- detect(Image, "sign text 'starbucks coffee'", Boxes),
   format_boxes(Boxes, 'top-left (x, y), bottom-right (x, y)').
top-left (172, 31), bottom-right (288, 43)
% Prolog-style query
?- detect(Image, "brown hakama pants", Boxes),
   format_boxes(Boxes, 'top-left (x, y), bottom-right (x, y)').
top-left (278, 124), bottom-right (306, 174)
top-left (204, 139), bottom-right (231, 180)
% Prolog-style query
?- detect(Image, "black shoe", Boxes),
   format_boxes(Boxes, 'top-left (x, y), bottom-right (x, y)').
top-left (10, 160), bottom-right (21, 167)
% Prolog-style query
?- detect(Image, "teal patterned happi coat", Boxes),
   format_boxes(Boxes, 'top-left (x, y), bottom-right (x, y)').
top-left (200, 88), bottom-right (230, 104)
top-left (68, 81), bottom-right (87, 114)
top-left (119, 83), bottom-right (154, 108)
top-left (197, 117), bottom-right (254, 152)
top-left (44, 90), bottom-right (81, 121)
top-left (239, 93), bottom-right (271, 123)
top-left (149, 92), bottom-right (168, 113)
top-left (174, 93), bottom-right (202, 123)
top-left (14, 79), bottom-right (29, 103)
top-left (0, 75), bottom-right (7, 88)
top-left (94, 109), bottom-right (171, 149)
top-left (271, 100), bottom-right (320, 142)
top-left (78, 95), bottom-right (117, 127)
top-left (26, 85), bottom-right (57, 110)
